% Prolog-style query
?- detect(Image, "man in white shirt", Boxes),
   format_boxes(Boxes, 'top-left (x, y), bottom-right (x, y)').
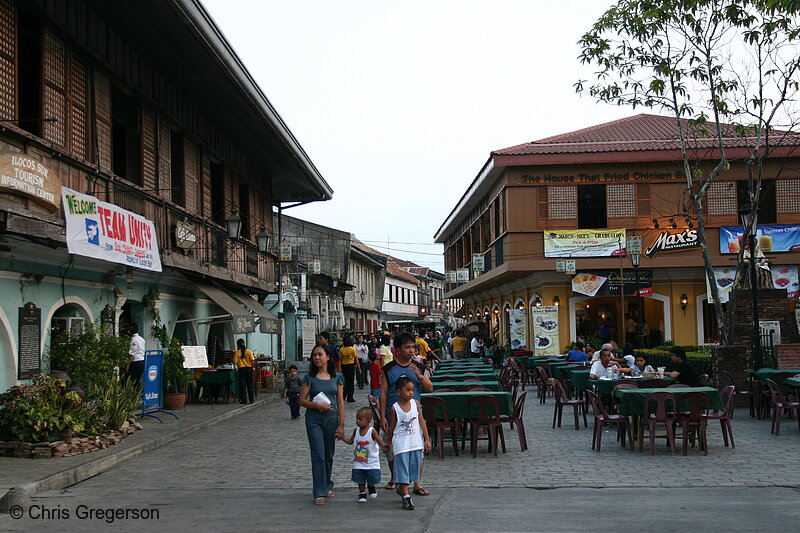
top-left (127, 323), bottom-right (146, 386)
top-left (589, 349), bottom-right (621, 379)
top-left (355, 335), bottom-right (370, 389)
top-left (470, 335), bottom-right (483, 358)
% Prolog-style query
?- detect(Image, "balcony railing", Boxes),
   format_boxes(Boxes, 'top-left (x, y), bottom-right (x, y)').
top-left (110, 179), bottom-right (274, 284)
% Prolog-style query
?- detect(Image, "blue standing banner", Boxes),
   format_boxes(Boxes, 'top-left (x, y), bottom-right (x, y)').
top-left (138, 349), bottom-right (179, 423)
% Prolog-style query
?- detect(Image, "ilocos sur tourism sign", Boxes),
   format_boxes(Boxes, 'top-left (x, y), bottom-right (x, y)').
top-left (0, 153), bottom-right (61, 212)
top-left (61, 187), bottom-right (162, 272)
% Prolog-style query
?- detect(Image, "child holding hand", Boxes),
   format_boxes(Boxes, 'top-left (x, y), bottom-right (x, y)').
top-left (339, 407), bottom-right (389, 503)
top-left (388, 376), bottom-right (431, 510)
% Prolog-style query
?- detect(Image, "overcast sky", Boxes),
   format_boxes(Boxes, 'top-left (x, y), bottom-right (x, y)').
top-left (202, 0), bottom-right (633, 270)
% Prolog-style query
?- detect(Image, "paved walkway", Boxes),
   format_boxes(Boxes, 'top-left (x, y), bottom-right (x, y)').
top-left (17, 384), bottom-right (800, 494)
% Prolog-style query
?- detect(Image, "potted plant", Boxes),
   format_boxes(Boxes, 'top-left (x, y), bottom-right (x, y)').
top-left (153, 324), bottom-right (189, 410)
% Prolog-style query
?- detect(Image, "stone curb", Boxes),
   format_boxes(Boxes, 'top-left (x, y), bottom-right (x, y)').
top-left (0, 392), bottom-right (282, 513)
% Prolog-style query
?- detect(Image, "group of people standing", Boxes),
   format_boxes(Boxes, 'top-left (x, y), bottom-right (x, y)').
top-left (296, 330), bottom-right (437, 509)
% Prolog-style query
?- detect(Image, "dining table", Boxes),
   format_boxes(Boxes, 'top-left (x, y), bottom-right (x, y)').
top-left (421, 391), bottom-right (512, 418)
top-left (589, 376), bottom-right (676, 396)
top-left (612, 386), bottom-right (723, 416)
top-left (567, 369), bottom-right (592, 392)
top-left (431, 371), bottom-right (497, 382)
top-left (199, 369), bottom-right (238, 403)
top-left (432, 381), bottom-right (502, 391)
top-left (753, 368), bottom-right (800, 384)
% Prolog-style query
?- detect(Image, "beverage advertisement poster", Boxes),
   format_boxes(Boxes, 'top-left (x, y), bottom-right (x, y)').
top-left (508, 309), bottom-right (527, 351)
top-left (719, 225), bottom-right (800, 254)
top-left (61, 187), bottom-right (162, 272)
top-left (532, 305), bottom-right (559, 356)
top-left (706, 267), bottom-right (737, 303)
top-left (708, 265), bottom-right (798, 302)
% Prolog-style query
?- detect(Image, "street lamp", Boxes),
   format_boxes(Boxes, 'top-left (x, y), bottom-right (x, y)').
top-left (627, 235), bottom-right (646, 348)
top-left (225, 209), bottom-right (243, 240)
top-left (739, 202), bottom-right (762, 370)
top-left (255, 227), bottom-right (271, 253)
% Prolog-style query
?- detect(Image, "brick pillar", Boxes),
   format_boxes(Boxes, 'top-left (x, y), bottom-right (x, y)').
top-left (712, 344), bottom-right (749, 406)
top-left (775, 344), bottom-right (800, 369)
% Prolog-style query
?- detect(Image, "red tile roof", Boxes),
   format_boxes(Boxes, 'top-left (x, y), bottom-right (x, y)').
top-left (492, 113), bottom-right (800, 157)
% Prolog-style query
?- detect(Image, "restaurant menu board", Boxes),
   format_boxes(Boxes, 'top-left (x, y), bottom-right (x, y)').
top-left (508, 309), bottom-right (527, 350)
top-left (719, 225), bottom-right (800, 254)
top-left (544, 229), bottom-right (626, 257)
top-left (61, 187), bottom-right (162, 272)
top-left (532, 305), bottom-right (559, 356)
top-left (182, 346), bottom-right (209, 369)
top-left (708, 265), bottom-right (798, 303)
top-left (18, 304), bottom-right (41, 379)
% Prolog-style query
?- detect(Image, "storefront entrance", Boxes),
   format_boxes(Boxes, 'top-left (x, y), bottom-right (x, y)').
top-left (569, 293), bottom-right (670, 347)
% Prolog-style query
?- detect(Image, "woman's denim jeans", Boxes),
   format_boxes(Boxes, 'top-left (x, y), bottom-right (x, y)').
top-left (305, 409), bottom-right (338, 498)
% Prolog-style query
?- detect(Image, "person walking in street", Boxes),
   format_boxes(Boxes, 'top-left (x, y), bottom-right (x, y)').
top-left (339, 335), bottom-right (358, 403)
top-left (299, 344), bottom-right (345, 505)
top-left (125, 323), bottom-right (145, 387)
top-left (450, 330), bottom-right (468, 359)
top-left (337, 407), bottom-right (389, 503)
top-left (233, 339), bottom-right (255, 404)
top-left (283, 364), bottom-right (302, 419)
top-left (387, 376), bottom-right (431, 510)
top-left (379, 334), bottom-right (393, 366)
top-left (318, 331), bottom-right (341, 373)
top-left (356, 334), bottom-right (370, 389)
top-left (470, 335), bottom-right (484, 358)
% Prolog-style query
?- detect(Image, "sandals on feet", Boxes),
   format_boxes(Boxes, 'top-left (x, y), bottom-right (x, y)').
top-left (385, 481), bottom-right (397, 490)
top-left (413, 488), bottom-right (430, 496)
top-left (313, 497), bottom-right (326, 505)
top-left (327, 490), bottom-right (335, 497)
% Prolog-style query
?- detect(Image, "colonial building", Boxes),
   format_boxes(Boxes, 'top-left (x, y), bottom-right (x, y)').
top-left (0, 0), bottom-right (331, 391)
top-left (345, 239), bottom-right (387, 335)
top-left (435, 114), bottom-right (800, 352)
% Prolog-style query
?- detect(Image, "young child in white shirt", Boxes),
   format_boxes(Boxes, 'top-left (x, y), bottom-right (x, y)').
top-left (339, 407), bottom-right (388, 502)
top-left (388, 376), bottom-right (431, 510)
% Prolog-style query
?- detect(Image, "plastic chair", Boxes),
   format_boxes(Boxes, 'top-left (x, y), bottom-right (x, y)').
top-left (549, 378), bottom-right (587, 430)
top-left (721, 370), bottom-right (756, 418)
top-left (465, 395), bottom-right (507, 457)
top-left (421, 396), bottom-right (459, 459)
top-left (535, 365), bottom-right (551, 405)
top-left (434, 387), bottom-right (458, 392)
top-left (764, 378), bottom-right (800, 436)
top-left (587, 390), bottom-right (632, 451)
top-left (676, 391), bottom-right (710, 456)
top-left (706, 385), bottom-right (736, 448)
top-left (641, 379), bottom-right (670, 388)
top-left (759, 372), bottom-right (796, 419)
top-left (640, 391), bottom-right (677, 455)
top-left (499, 391), bottom-right (529, 451)
top-left (459, 376), bottom-right (481, 382)
top-left (463, 385), bottom-right (490, 391)
top-left (668, 383), bottom-right (691, 388)
top-left (611, 381), bottom-right (638, 413)
top-left (699, 374), bottom-right (710, 386)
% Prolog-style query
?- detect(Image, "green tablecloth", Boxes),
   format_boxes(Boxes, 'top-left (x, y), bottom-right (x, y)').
top-left (432, 381), bottom-right (501, 391)
top-left (436, 363), bottom-right (494, 371)
top-left (568, 369), bottom-right (592, 391)
top-left (785, 377), bottom-right (800, 390)
top-left (199, 369), bottom-right (238, 401)
top-left (431, 371), bottom-right (496, 382)
top-left (612, 387), bottom-right (722, 416)
top-left (589, 376), bottom-right (676, 396)
top-left (754, 368), bottom-right (800, 384)
top-left (421, 391), bottom-right (512, 418)
top-left (525, 357), bottom-right (564, 368)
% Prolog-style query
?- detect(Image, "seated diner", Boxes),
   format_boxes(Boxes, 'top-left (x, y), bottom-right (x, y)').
top-left (666, 346), bottom-right (701, 387)
top-left (589, 349), bottom-right (622, 379)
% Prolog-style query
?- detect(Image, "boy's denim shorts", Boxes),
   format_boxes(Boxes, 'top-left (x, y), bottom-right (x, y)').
top-left (351, 468), bottom-right (381, 485)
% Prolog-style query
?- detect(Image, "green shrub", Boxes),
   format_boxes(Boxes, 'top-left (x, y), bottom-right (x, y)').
top-left (49, 323), bottom-right (130, 393)
top-left (86, 378), bottom-right (141, 430)
top-left (0, 376), bottom-right (90, 442)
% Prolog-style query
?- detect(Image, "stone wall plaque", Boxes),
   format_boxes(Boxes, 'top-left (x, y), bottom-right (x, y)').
top-left (18, 302), bottom-right (41, 379)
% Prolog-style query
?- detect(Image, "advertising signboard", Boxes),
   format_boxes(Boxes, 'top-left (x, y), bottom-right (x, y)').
top-left (719, 225), bottom-right (800, 254)
top-left (508, 309), bottom-right (527, 351)
top-left (61, 187), bottom-right (162, 271)
top-left (544, 229), bottom-right (626, 257)
top-left (532, 306), bottom-right (559, 356)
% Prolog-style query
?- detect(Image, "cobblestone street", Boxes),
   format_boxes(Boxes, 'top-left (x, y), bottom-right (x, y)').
top-left (2, 386), bottom-right (800, 531)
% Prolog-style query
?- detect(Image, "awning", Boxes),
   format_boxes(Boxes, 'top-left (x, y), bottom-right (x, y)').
top-left (193, 279), bottom-right (258, 334)
top-left (231, 289), bottom-right (282, 334)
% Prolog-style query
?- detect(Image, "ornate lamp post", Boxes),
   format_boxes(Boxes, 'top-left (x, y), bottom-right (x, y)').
top-left (627, 235), bottom-right (646, 348)
top-left (739, 202), bottom-right (762, 370)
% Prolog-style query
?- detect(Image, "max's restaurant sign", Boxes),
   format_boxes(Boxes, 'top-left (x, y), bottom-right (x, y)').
top-left (61, 187), bottom-right (162, 272)
top-left (0, 153), bottom-right (61, 211)
top-left (645, 228), bottom-right (701, 257)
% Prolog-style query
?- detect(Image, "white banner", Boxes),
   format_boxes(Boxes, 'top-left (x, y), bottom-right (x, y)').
top-left (301, 318), bottom-right (317, 360)
top-left (532, 306), bottom-right (560, 356)
top-left (61, 188), bottom-right (162, 272)
top-left (544, 229), bottom-right (626, 257)
top-left (508, 309), bottom-right (527, 350)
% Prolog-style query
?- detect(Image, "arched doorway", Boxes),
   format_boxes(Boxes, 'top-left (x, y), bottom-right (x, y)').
top-left (172, 311), bottom-right (198, 346)
top-left (568, 293), bottom-right (671, 346)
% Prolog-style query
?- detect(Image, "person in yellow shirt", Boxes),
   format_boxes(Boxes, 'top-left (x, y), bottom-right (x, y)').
top-left (233, 338), bottom-right (255, 404)
top-left (415, 332), bottom-right (441, 363)
top-left (339, 335), bottom-right (359, 403)
top-left (450, 331), bottom-right (468, 359)
top-left (379, 335), bottom-right (393, 366)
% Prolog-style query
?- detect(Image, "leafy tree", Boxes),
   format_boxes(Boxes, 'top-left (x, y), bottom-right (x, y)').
top-left (576, 0), bottom-right (800, 343)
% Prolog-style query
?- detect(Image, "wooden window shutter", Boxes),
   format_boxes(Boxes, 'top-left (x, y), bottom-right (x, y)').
top-left (537, 187), bottom-right (549, 228)
top-left (140, 105), bottom-right (157, 191)
top-left (777, 179), bottom-right (800, 213)
top-left (489, 198), bottom-right (496, 242)
top-left (636, 183), bottom-right (650, 217)
top-left (94, 70), bottom-right (112, 171)
top-left (42, 29), bottom-right (66, 146)
top-left (183, 137), bottom-right (198, 214)
top-left (225, 172), bottom-right (235, 216)
top-left (157, 119), bottom-right (170, 194)
top-left (0, 0), bottom-right (15, 122)
top-left (201, 152), bottom-right (212, 218)
top-left (498, 191), bottom-right (506, 234)
top-left (707, 181), bottom-right (737, 215)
